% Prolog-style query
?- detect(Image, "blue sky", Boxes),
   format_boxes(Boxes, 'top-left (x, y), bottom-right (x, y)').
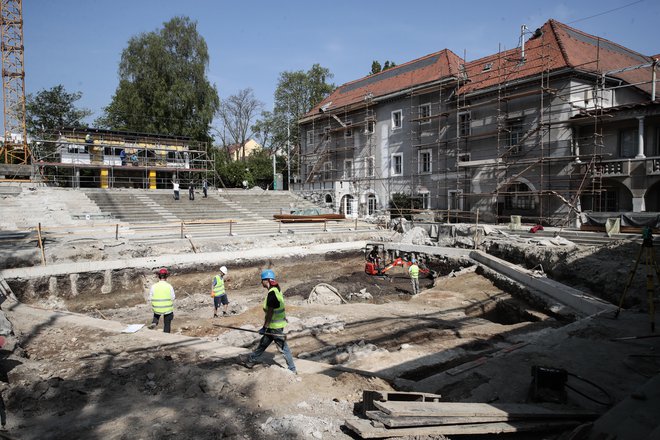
top-left (22, 0), bottom-right (660, 129)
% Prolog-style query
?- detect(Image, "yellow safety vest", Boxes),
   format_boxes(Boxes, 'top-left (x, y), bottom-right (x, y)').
top-left (409, 264), bottom-right (420, 279)
top-left (212, 275), bottom-right (225, 297)
top-left (151, 281), bottom-right (174, 315)
top-left (263, 286), bottom-right (286, 329)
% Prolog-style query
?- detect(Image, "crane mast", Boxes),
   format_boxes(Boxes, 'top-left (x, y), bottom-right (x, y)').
top-left (0, 0), bottom-right (29, 165)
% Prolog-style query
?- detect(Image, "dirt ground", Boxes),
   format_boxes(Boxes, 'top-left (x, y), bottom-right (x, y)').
top-left (1, 227), bottom-right (659, 439)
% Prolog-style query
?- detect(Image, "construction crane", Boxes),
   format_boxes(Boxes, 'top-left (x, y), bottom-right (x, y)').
top-left (0, 0), bottom-right (29, 165)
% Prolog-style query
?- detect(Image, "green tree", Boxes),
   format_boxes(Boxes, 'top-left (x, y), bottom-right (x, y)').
top-left (370, 60), bottom-right (397, 75)
top-left (389, 193), bottom-right (422, 220)
top-left (25, 85), bottom-right (92, 158)
top-left (254, 64), bottom-right (334, 184)
top-left (370, 60), bottom-right (382, 75)
top-left (97, 16), bottom-right (219, 142)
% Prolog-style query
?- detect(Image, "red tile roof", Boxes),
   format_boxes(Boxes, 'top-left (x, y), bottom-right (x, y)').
top-left (306, 49), bottom-right (462, 117)
top-left (304, 19), bottom-right (654, 119)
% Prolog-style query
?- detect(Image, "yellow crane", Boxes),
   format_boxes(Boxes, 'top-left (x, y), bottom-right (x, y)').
top-left (0, 0), bottom-right (29, 165)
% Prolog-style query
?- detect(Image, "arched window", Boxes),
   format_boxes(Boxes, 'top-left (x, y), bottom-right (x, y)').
top-left (325, 194), bottom-right (333, 204)
top-left (340, 195), bottom-right (354, 215)
top-left (367, 194), bottom-right (377, 215)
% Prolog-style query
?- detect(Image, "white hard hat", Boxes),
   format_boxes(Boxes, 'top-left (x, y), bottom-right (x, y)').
top-left (220, 266), bottom-right (228, 275)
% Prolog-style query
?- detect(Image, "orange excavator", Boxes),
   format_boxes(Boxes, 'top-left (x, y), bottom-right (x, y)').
top-left (364, 243), bottom-right (436, 278)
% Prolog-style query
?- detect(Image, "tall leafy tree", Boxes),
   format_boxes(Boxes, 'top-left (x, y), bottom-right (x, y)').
top-left (370, 60), bottom-right (397, 75)
top-left (97, 16), bottom-right (219, 142)
top-left (254, 64), bottom-right (334, 182)
top-left (215, 88), bottom-right (263, 160)
top-left (26, 85), bottom-right (92, 158)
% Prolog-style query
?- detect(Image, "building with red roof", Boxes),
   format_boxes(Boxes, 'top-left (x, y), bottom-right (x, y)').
top-left (296, 19), bottom-right (660, 228)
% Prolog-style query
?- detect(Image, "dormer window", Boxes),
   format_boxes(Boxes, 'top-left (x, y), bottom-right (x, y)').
top-left (482, 63), bottom-right (493, 72)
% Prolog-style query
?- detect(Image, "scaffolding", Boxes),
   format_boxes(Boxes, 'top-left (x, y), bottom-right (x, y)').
top-left (296, 21), bottom-right (659, 225)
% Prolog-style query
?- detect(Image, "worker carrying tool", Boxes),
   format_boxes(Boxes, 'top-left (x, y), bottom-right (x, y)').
top-left (211, 265), bottom-right (229, 318)
top-left (241, 269), bottom-right (297, 373)
top-left (148, 268), bottom-right (175, 333)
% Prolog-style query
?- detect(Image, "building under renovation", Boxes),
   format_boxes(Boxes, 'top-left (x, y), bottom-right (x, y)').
top-left (296, 19), bottom-right (660, 227)
top-left (35, 128), bottom-right (211, 189)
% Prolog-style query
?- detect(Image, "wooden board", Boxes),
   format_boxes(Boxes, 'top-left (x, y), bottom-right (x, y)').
top-left (345, 418), bottom-right (580, 438)
top-left (373, 401), bottom-right (599, 419)
top-left (366, 410), bottom-right (512, 427)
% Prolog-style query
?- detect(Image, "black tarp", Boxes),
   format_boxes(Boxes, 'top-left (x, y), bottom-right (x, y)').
top-left (583, 212), bottom-right (660, 228)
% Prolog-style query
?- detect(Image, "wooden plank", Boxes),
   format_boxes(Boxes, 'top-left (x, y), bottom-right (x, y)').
top-left (373, 401), bottom-right (599, 419)
top-left (345, 418), bottom-right (580, 438)
top-left (362, 390), bottom-right (442, 415)
top-left (366, 410), bottom-right (511, 427)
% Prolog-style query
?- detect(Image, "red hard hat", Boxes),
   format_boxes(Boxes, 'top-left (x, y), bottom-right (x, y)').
top-left (158, 268), bottom-right (169, 276)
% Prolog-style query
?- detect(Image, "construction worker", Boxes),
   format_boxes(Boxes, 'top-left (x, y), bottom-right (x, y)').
top-left (212, 265), bottom-right (229, 317)
top-left (408, 258), bottom-right (420, 295)
top-left (243, 269), bottom-right (297, 373)
top-left (148, 268), bottom-right (175, 333)
top-left (202, 179), bottom-right (208, 198)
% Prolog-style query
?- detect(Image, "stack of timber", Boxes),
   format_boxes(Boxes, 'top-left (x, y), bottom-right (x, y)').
top-left (346, 391), bottom-right (599, 439)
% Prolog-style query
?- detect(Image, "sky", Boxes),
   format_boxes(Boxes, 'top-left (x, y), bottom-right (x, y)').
top-left (19, 0), bottom-right (660, 132)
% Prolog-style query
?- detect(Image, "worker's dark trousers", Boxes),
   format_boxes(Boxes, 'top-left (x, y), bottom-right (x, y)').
top-left (203, 187), bottom-right (208, 198)
top-left (152, 312), bottom-right (174, 333)
top-left (189, 190), bottom-right (194, 200)
top-left (173, 190), bottom-right (179, 200)
top-left (248, 328), bottom-right (296, 372)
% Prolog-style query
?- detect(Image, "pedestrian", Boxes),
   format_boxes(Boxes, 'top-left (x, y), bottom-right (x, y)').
top-left (202, 179), bottom-right (208, 198)
top-left (148, 268), bottom-right (175, 333)
top-left (188, 184), bottom-right (195, 200)
top-left (242, 269), bottom-right (297, 373)
top-left (172, 180), bottom-right (180, 200)
top-left (211, 265), bottom-right (229, 317)
top-left (408, 258), bottom-right (420, 295)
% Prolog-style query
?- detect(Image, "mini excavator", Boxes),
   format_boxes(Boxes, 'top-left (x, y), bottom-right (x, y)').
top-left (363, 243), bottom-right (436, 278)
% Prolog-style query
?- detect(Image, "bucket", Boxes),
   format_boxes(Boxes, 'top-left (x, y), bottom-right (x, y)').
top-left (510, 215), bottom-right (522, 230)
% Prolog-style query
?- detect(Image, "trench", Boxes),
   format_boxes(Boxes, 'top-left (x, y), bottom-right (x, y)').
top-left (6, 250), bottom-right (571, 386)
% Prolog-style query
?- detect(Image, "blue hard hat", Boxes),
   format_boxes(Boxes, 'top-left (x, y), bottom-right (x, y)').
top-left (261, 269), bottom-right (275, 280)
top-left (411, 258), bottom-right (416, 263)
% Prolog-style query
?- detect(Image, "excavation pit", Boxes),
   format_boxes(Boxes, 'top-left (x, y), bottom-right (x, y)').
top-left (7, 251), bottom-right (565, 384)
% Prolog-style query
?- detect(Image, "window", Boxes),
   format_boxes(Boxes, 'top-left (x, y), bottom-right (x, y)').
top-left (507, 119), bottom-right (524, 154)
top-left (391, 153), bottom-right (403, 176)
top-left (459, 112), bottom-right (471, 137)
top-left (448, 190), bottom-right (463, 211)
top-left (344, 159), bottom-right (353, 179)
top-left (482, 62), bottom-right (493, 72)
top-left (366, 156), bottom-right (375, 177)
top-left (366, 120), bottom-right (375, 134)
top-left (420, 192), bottom-right (431, 210)
top-left (619, 128), bottom-right (638, 158)
top-left (458, 153), bottom-right (471, 162)
top-left (344, 119), bottom-right (353, 138)
top-left (323, 161), bottom-right (332, 180)
top-left (323, 127), bottom-right (331, 141)
top-left (391, 110), bottom-right (402, 130)
top-left (367, 194), bottom-right (377, 215)
top-left (419, 104), bottom-right (431, 125)
top-left (306, 130), bottom-right (314, 146)
top-left (418, 149), bottom-right (431, 174)
top-left (504, 182), bottom-right (535, 210)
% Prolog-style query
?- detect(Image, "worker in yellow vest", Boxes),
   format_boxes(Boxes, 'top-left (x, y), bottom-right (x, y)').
top-left (408, 258), bottom-right (420, 295)
top-left (211, 265), bottom-right (229, 318)
top-left (148, 268), bottom-right (175, 333)
top-left (243, 269), bottom-right (296, 373)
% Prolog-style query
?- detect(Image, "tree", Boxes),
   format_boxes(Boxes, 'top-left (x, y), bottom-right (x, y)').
top-left (96, 16), bottom-right (219, 142)
top-left (215, 88), bottom-right (263, 160)
top-left (254, 64), bottom-right (334, 183)
top-left (369, 60), bottom-right (397, 75)
top-left (25, 85), bottom-right (92, 158)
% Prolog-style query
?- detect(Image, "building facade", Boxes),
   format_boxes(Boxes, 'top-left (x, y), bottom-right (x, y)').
top-left (296, 20), bottom-right (659, 226)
